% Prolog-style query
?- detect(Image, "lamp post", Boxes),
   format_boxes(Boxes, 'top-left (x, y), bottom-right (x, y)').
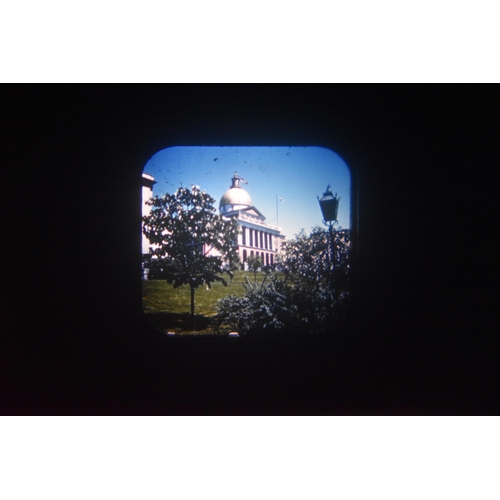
top-left (318, 185), bottom-right (340, 266)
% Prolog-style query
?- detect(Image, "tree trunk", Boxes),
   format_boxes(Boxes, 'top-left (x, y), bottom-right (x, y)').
top-left (190, 284), bottom-right (195, 315)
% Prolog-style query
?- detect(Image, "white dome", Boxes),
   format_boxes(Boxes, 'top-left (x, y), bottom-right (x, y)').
top-left (219, 173), bottom-right (253, 214)
top-left (219, 187), bottom-right (252, 209)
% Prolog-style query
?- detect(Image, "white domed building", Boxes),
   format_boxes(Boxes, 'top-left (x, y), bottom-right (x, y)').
top-left (219, 172), bottom-right (285, 269)
top-left (141, 171), bottom-right (285, 277)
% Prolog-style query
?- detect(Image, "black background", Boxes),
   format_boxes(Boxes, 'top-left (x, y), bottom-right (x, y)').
top-left (1, 85), bottom-right (496, 414)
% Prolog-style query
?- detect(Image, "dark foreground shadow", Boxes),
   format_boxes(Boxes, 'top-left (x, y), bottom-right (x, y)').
top-left (145, 312), bottom-right (226, 335)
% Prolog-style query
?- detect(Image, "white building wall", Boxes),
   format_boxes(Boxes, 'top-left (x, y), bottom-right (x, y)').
top-left (142, 173), bottom-right (156, 254)
top-left (141, 173), bottom-right (156, 279)
top-left (142, 183), bottom-right (154, 253)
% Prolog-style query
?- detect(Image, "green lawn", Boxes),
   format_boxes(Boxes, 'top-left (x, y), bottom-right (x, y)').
top-left (142, 270), bottom-right (279, 335)
top-left (142, 270), bottom-right (274, 316)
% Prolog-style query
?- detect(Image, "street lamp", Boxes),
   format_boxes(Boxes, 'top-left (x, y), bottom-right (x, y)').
top-left (318, 184), bottom-right (340, 265)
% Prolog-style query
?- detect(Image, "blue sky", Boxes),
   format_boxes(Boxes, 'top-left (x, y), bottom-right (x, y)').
top-left (143, 146), bottom-right (351, 240)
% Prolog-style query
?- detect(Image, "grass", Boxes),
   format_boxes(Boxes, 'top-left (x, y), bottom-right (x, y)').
top-left (142, 270), bottom-right (279, 334)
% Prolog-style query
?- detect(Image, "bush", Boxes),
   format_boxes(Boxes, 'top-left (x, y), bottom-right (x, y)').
top-left (216, 227), bottom-right (350, 336)
top-left (216, 274), bottom-right (343, 335)
top-left (216, 275), bottom-right (293, 334)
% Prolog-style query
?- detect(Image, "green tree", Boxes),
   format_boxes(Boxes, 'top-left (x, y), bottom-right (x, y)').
top-left (277, 226), bottom-right (350, 303)
top-left (142, 185), bottom-right (239, 315)
top-left (247, 254), bottom-right (263, 281)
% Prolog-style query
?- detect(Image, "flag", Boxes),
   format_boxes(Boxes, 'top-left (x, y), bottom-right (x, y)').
top-left (278, 197), bottom-right (284, 202)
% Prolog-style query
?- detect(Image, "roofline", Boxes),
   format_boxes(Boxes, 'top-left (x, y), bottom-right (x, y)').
top-left (142, 172), bottom-right (157, 187)
top-left (222, 206), bottom-right (266, 220)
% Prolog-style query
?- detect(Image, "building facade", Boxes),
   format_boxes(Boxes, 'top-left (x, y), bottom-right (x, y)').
top-left (141, 171), bottom-right (285, 276)
top-left (141, 172), bottom-right (156, 279)
top-left (219, 172), bottom-right (285, 269)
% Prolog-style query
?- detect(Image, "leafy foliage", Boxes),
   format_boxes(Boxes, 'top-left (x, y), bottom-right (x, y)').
top-left (216, 227), bottom-right (350, 335)
top-left (143, 185), bottom-right (239, 315)
top-left (246, 253), bottom-right (263, 281)
top-left (278, 226), bottom-right (350, 303)
top-left (216, 275), bottom-right (296, 334)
